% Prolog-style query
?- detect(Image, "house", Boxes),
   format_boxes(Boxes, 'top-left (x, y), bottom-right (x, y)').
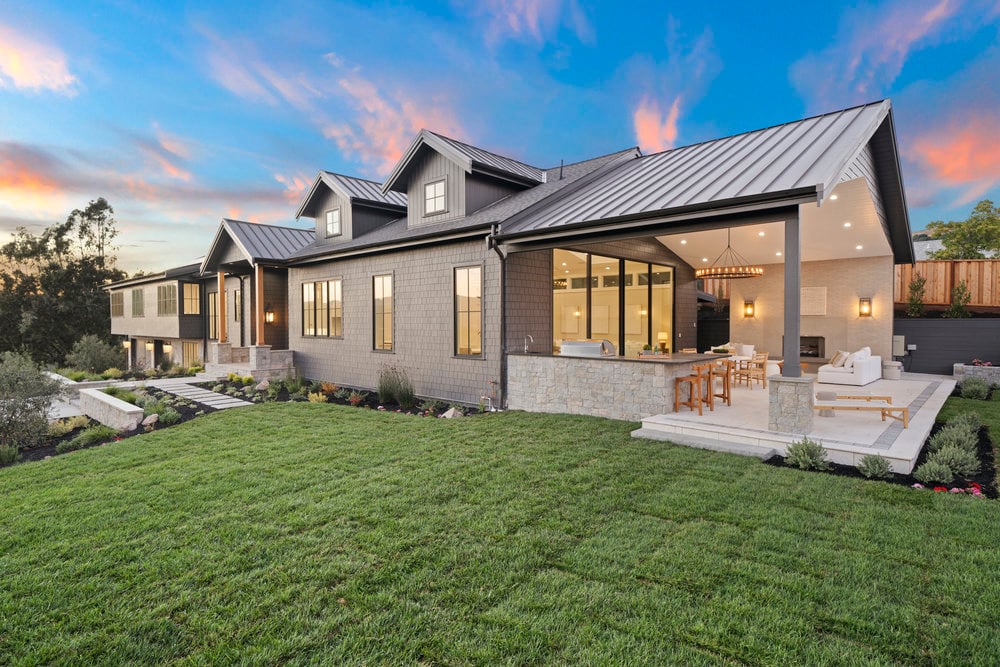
top-left (108, 99), bottom-right (913, 431)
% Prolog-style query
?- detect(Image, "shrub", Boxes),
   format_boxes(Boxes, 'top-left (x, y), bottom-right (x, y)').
top-left (906, 275), bottom-right (926, 318)
top-left (65, 335), bottom-right (125, 373)
top-left (377, 365), bottom-right (415, 408)
top-left (267, 383), bottom-right (282, 400)
top-left (785, 437), bottom-right (831, 471)
top-left (0, 352), bottom-right (64, 451)
top-left (101, 367), bottom-right (124, 380)
top-left (212, 384), bottom-right (225, 393)
top-left (913, 460), bottom-right (955, 485)
top-left (348, 390), bottom-right (368, 407)
top-left (63, 370), bottom-right (89, 382)
top-left (158, 408), bottom-right (182, 426)
top-left (959, 376), bottom-right (990, 400)
top-left (928, 445), bottom-right (979, 478)
top-left (103, 387), bottom-right (139, 405)
top-left (320, 382), bottom-right (338, 396)
top-left (928, 424), bottom-right (979, 454)
top-left (857, 454), bottom-right (893, 479)
top-left (948, 411), bottom-right (982, 436)
top-left (241, 376), bottom-right (255, 386)
top-left (307, 391), bottom-right (327, 403)
top-left (57, 425), bottom-right (118, 453)
top-left (47, 415), bottom-right (91, 437)
top-left (420, 399), bottom-right (446, 415)
top-left (0, 444), bottom-right (18, 466)
top-left (333, 388), bottom-right (351, 401)
top-left (943, 280), bottom-right (972, 318)
top-left (142, 399), bottom-right (170, 417)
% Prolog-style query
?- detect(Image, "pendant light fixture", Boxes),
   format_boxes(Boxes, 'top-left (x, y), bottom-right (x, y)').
top-left (694, 228), bottom-right (764, 280)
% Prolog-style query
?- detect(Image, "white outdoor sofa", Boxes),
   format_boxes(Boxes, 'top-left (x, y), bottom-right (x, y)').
top-left (817, 353), bottom-right (882, 386)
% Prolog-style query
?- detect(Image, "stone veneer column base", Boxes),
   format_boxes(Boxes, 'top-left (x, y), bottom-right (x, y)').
top-left (208, 342), bottom-right (232, 364)
top-left (768, 374), bottom-right (815, 434)
top-left (249, 345), bottom-right (271, 372)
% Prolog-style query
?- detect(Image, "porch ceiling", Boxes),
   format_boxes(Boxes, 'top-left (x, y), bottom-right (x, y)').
top-left (657, 178), bottom-right (891, 266)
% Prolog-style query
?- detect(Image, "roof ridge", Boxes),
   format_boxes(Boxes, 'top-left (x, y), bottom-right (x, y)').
top-left (425, 130), bottom-right (543, 171)
top-left (322, 170), bottom-right (384, 186)
top-left (222, 218), bottom-right (313, 234)
top-left (544, 147), bottom-right (639, 172)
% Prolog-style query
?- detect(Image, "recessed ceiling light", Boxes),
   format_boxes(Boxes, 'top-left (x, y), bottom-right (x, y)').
top-left (830, 194), bottom-right (838, 200)
top-left (565, 270), bottom-right (569, 273)
top-left (680, 239), bottom-right (687, 244)
top-left (843, 222), bottom-right (852, 228)
top-left (561, 262), bottom-right (567, 266)
top-left (856, 244), bottom-right (863, 250)
top-left (776, 251), bottom-right (782, 257)
top-left (605, 266), bottom-right (611, 270)
top-left (758, 231), bottom-right (765, 237)
top-left (702, 257), bottom-right (708, 262)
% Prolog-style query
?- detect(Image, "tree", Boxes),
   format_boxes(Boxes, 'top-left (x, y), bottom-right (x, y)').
top-left (0, 351), bottom-right (64, 453)
top-left (926, 199), bottom-right (1000, 259)
top-left (0, 198), bottom-right (125, 364)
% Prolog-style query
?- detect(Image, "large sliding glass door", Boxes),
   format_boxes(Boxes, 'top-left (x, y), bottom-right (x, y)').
top-left (552, 249), bottom-right (674, 355)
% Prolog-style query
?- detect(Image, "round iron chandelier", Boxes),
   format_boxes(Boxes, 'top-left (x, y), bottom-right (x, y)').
top-left (694, 228), bottom-right (764, 280)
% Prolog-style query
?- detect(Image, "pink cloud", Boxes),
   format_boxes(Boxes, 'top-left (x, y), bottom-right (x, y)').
top-left (130, 125), bottom-right (194, 182)
top-left (790, 0), bottom-right (967, 110)
top-left (0, 23), bottom-right (78, 94)
top-left (633, 95), bottom-right (682, 153)
top-left (909, 113), bottom-right (1000, 206)
top-left (472, 0), bottom-right (594, 46)
top-left (274, 173), bottom-right (312, 204)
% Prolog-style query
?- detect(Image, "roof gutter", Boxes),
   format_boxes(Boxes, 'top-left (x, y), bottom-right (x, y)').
top-left (290, 224), bottom-right (494, 266)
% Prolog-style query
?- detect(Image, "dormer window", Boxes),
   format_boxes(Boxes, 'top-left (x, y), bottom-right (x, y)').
top-left (325, 208), bottom-right (342, 237)
top-left (424, 179), bottom-right (446, 215)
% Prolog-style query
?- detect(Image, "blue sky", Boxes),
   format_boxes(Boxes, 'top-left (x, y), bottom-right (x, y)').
top-left (1, 0), bottom-right (998, 271)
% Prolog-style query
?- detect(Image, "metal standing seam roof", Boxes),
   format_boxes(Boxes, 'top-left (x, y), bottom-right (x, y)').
top-left (426, 131), bottom-right (546, 184)
top-left (221, 219), bottom-right (314, 261)
top-left (502, 100), bottom-right (892, 235)
top-left (321, 172), bottom-right (407, 207)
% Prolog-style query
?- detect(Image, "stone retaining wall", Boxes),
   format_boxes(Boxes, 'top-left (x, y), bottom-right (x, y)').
top-left (79, 388), bottom-right (143, 431)
top-left (507, 354), bottom-right (696, 422)
top-left (953, 364), bottom-right (1000, 385)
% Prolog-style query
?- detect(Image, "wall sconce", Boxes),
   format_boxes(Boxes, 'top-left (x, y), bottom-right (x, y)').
top-left (162, 343), bottom-right (173, 355)
top-left (264, 310), bottom-right (276, 323)
top-left (859, 297), bottom-right (872, 317)
top-left (573, 309), bottom-right (581, 318)
top-left (743, 299), bottom-right (756, 318)
top-left (657, 331), bottom-right (669, 353)
top-left (122, 340), bottom-right (131, 349)
top-left (144, 341), bottom-right (154, 352)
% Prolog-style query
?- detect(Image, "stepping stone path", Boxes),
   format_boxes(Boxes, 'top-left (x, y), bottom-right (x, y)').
top-left (143, 378), bottom-right (252, 410)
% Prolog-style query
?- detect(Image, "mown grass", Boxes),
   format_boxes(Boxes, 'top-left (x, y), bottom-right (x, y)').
top-left (2, 403), bottom-right (999, 665)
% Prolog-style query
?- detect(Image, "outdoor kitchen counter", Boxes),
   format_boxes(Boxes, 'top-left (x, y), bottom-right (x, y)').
top-left (506, 352), bottom-right (713, 421)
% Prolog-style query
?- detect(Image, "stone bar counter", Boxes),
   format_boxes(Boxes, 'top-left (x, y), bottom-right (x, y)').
top-left (506, 352), bottom-right (719, 421)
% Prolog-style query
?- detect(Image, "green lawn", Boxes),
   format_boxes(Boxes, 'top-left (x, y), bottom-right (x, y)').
top-left (2, 404), bottom-right (998, 665)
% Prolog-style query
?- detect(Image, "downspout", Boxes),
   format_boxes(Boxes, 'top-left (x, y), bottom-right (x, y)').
top-left (488, 223), bottom-right (508, 409)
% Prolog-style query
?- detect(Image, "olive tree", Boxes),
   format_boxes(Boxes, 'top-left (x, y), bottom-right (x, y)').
top-left (0, 351), bottom-right (64, 454)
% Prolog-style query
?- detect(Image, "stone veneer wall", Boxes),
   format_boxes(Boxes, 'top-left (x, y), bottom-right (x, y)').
top-left (79, 388), bottom-right (144, 431)
top-left (767, 375), bottom-right (815, 434)
top-left (507, 354), bottom-right (698, 422)
top-left (953, 364), bottom-right (1000, 384)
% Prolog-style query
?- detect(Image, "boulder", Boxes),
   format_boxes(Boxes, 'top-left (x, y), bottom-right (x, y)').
top-left (256, 379), bottom-right (270, 392)
top-left (441, 407), bottom-right (464, 419)
top-left (142, 413), bottom-right (159, 427)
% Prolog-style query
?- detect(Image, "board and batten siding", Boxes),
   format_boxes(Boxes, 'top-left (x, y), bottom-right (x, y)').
top-left (311, 188), bottom-right (353, 244)
top-left (465, 173), bottom-right (522, 215)
top-left (406, 149), bottom-right (466, 227)
top-left (287, 239), bottom-right (500, 404)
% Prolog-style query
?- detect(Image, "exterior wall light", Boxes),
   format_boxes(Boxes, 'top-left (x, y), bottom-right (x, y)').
top-left (264, 310), bottom-right (276, 323)
top-left (145, 341), bottom-right (154, 352)
top-left (122, 340), bottom-right (131, 349)
top-left (743, 299), bottom-right (756, 318)
top-left (162, 343), bottom-right (173, 355)
top-left (859, 297), bottom-right (872, 317)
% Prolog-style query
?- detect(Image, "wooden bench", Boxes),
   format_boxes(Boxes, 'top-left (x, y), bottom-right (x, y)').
top-left (812, 396), bottom-right (908, 428)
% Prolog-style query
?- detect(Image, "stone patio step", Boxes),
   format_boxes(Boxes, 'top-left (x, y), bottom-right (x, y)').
top-left (631, 427), bottom-right (778, 460)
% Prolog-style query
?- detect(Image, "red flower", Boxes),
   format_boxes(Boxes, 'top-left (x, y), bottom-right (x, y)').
top-left (933, 486), bottom-right (948, 492)
top-left (971, 482), bottom-right (982, 490)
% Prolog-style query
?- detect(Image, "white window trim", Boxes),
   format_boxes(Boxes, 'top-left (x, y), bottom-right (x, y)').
top-left (424, 178), bottom-right (447, 216)
top-left (325, 208), bottom-right (342, 237)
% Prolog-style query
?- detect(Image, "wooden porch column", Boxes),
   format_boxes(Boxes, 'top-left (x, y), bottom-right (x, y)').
top-left (782, 211), bottom-right (801, 377)
top-left (255, 264), bottom-right (265, 346)
top-left (217, 271), bottom-right (227, 343)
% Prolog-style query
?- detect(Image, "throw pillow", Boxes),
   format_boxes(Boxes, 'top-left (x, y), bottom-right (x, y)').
top-left (844, 351), bottom-right (860, 369)
top-left (859, 346), bottom-right (872, 358)
top-left (739, 344), bottom-right (755, 357)
top-left (830, 350), bottom-right (850, 367)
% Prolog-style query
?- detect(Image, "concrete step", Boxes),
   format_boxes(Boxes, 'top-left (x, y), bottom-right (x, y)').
top-left (631, 427), bottom-right (778, 460)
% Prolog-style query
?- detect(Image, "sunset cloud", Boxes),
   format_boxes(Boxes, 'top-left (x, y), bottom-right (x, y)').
top-left (633, 95), bottom-right (682, 153)
top-left (789, 0), bottom-right (972, 110)
top-left (470, 0), bottom-right (594, 47)
top-left (0, 141), bottom-right (73, 214)
top-left (909, 112), bottom-right (1000, 206)
top-left (130, 124), bottom-right (194, 182)
top-left (0, 23), bottom-right (78, 94)
top-left (274, 173), bottom-right (312, 204)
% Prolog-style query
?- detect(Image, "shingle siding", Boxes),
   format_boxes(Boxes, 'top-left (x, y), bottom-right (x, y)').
top-left (288, 239), bottom-right (501, 404)
top-left (505, 250), bottom-right (552, 353)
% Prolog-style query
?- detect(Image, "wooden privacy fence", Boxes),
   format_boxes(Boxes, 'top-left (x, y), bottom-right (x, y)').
top-left (895, 260), bottom-right (1000, 307)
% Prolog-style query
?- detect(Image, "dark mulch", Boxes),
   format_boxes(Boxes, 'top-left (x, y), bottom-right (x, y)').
top-left (11, 387), bottom-right (217, 465)
top-left (764, 420), bottom-right (998, 498)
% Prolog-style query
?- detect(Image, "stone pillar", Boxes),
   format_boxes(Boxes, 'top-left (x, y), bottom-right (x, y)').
top-left (249, 345), bottom-right (271, 371)
top-left (768, 374), bottom-right (815, 434)
top-left (208, 341), bottom-right (232, 364)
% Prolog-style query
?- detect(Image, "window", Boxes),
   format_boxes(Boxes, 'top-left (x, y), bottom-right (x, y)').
top-left (325, 208), bottom-right (342, 237)
top-left (208, 292), bottom-right (218, 339)
top-left (373, 274), bottom-right (393, 351)
top-left (110, 292), bottom-right (124, 317)
top-left (157, 285), bottom-right (177, 316)
top-left (455, 266), bottom-right (482, 356)
top-left (183, 284), bottom-right (200, 315)
top-left (182, 341), bottom-right (201, 367)
top-left (234, 289), bottom-right (241, 322)
top-left (424, 179), bottom-right (446, 215)
top-left (131, 289), bottom-right (144, 317)
top-left (301, 279), bottom-right (343, 337)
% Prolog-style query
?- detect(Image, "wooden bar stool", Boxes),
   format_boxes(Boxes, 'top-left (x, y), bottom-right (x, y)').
top-left (674, 363), bottom-right (714, 415)
top-left (712, 358), bottom-right (734, 407)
